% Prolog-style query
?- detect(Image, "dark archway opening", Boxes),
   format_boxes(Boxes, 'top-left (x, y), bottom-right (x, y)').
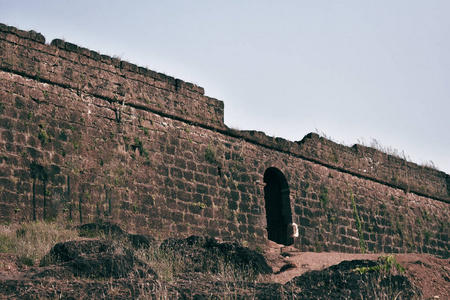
top-left (263, 167), bottom-right (293, 246)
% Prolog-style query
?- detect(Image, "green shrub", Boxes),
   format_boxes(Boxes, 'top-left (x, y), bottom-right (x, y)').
top-left (354, 255), bottom-right (405, 274)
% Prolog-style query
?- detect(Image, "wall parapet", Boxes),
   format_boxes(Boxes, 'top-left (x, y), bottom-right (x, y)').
top-left (228, 130), bottom-right (450, 203)
top-left (0, 23), bottom-right (224, 129)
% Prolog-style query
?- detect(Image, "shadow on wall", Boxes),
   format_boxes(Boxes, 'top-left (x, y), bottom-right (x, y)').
top-left (30, 162), bottom-right (48, 221)
top-left (29, 162), bottom-right (67, 222)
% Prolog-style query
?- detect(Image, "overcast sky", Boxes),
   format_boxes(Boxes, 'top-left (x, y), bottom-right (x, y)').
top-left (1, 1), bottom-right (449, 173)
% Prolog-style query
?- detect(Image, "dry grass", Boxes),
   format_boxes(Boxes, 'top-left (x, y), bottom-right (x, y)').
top-left (134, 245), bottom-right (184, 282)
top-left (315, 129), bottom-right (440, 171)
top-left (134, 244), bottom-right (268, 284)
top-left (0, 221), bottom-right (79, 266)
top-left (0, 222), bottom-right (422, 299)
top-left (361, 274), bottom-right (422, 300)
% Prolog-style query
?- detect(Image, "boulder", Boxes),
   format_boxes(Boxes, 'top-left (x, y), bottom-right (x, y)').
top-left (284, 259), bottom-right (422, 299)
top-left (129, 234), bottom-right (156, 249)
top-left (37, 240), bottom-right (156, 279)
top-left (160, 235), bottom-right (272, 276)
top-left (40, 239), bottom-right (123, 266)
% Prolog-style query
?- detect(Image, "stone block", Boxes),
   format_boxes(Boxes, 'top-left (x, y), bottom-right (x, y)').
top-left (239, 202), bottom-right (250, 213)
top-left (194, 173), bottom-right (207, 183)
top-left (299, 217), bottom-right (310, 227)
top-left (188, 204), bottom-right (202, 215)
top-left (203, 207), bottom-right (213, 218)
top-left (247, 214), bottom-right (260, 226)
top-left (196, 184), bottom-right (208, 194)
top-left (183, 170), bottom-right (194, 181)
top-left (228, 200), bottom-right (238, 211)
top-left (241, 192), bottom-right (251, 202)
top-left (177, 190), bottom-right (192, 203)
top-left (0, 177), bottom-right (15, 191)
top-left (230, 190), bottom-right (239, 201)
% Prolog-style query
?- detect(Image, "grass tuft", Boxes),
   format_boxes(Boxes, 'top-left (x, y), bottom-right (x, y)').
top-left (135, 245), bottom-right (184, 281)
top-left (133, 243), bottom-right (268, 283)
top-left (0, 221), bottom-right (79, 266)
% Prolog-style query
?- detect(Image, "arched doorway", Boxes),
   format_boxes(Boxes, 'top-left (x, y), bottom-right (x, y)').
top-left (263, 167), bottom-right (293, 246)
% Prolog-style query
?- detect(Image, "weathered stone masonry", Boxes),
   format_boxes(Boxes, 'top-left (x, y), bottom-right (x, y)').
top-left (0, 24), bottom-right (449, 257)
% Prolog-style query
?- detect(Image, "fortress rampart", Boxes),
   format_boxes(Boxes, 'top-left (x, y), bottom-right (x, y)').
top-left (0, 24), bottom-right (448, 257)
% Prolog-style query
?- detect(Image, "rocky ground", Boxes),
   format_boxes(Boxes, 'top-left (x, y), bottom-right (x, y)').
top-left (0, 223), bottom-right (448, 299)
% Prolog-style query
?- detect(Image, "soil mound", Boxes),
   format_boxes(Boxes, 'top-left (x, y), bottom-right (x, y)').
top-left (40, 239), bottom-right (122, 266)
top-left (36, 239), bottom-right (156, 280)
top-left (284, 259), bottom-right (422, 299)
top-left (161, 235), bottom-right (273, 275)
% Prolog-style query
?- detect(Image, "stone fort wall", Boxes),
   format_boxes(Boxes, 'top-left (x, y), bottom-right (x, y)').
top-left (0, 24), bottom-right (449, 257)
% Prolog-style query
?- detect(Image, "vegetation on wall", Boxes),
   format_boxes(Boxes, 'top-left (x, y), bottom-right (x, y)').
top-left (319, 186), bottom-right (329, 208)
top-left (349, 185), bottom-right (366, 253)
top-left (204, 143), bottom-right (217, 164)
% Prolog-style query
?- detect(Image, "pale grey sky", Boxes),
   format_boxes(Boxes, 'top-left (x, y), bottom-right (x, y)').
top-left (1, 1), bottom-right (449, 173)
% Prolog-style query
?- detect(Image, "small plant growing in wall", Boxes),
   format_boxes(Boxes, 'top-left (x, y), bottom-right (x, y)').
top-left (349, 185), bottom-right (366, 253)
top-left (141, 126), bottom-right (149, 135)
top-left (192, 202), bottom-right (206, 209)
top-left (204, 143), bottom-right (217, 164)
top-left (327, 213), bottom-right (336, 223)
top-left (144, 158), bottom-right (152, 166)
top-left (37, 123), bottom-right (50, 144)
top-left (314, 240), bottom-right (323, 253)
top-left (421, 209), bottom-right (431, 222)
top-left (319, 186), bottom-right (329, 208)
top-left (132, 137), bottom-right (149, 157)
top-left (423, 230), bottom-right (432, 242)
top-left (72, 141), bottom-right (80, 150)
